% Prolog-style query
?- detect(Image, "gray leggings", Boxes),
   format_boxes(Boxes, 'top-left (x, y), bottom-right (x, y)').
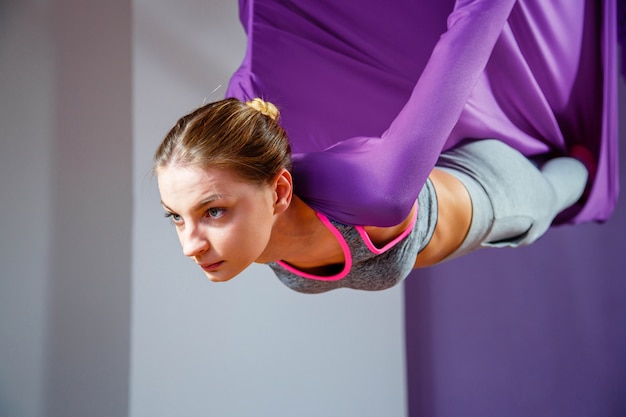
top-left (435, 140), bottom-right (587, 260)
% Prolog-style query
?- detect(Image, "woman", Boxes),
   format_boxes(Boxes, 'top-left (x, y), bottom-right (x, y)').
top-left (155, 98), bottom-right (588, 293)
top-left (154, 0), bottom-right (616, 293)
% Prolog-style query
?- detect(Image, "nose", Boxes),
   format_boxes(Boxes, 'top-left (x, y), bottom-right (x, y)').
top-left (180, 226), bottom-right (210, 257)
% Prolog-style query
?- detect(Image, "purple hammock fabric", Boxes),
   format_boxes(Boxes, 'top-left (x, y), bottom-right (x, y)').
top-left (226, 0), bottom-right (619, 227)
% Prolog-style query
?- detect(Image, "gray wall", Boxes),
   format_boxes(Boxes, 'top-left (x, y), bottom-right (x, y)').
top-left (0, 1), bottom-right (406, 416)
top-left (1, 0), bottom-right (132, 417)
top-left (130, 0), bottom-right (407, 416)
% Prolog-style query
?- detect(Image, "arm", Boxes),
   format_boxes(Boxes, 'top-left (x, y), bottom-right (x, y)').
top-left (292, 0), bottom-right (517, 226)
top-left (362, 168), bottom-right (473, 267)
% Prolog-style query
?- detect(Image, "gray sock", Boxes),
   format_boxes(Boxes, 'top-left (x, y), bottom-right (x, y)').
top-left (540, 157), bottom-right (588, 212)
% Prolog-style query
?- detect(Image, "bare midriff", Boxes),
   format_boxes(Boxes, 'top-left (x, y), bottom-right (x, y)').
top-left (413, 168), bottom-right (472, 268)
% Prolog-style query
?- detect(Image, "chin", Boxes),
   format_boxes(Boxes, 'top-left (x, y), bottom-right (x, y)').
top-left (201, 268), bottom-right (239, 283)
top-left (204, 273), bottom-right (235, 283)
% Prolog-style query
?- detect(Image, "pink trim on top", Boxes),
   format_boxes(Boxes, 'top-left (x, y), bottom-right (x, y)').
top-left (356, 204), bottom-right (418, 255)
top-left (275, 212), bottom-right (352, 281)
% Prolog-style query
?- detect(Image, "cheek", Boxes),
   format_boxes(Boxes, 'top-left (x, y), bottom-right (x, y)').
top-left (248, 193), bottom-right (277, 230)
top-left (237, 208), bottom-right (275, 249)
top-left (240, 216), bottom-right (273, 246)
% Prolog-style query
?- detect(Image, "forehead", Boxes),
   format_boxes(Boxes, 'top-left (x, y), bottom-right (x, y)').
top-left (158, 164), bottom-right (229, 186)
top-left (157, 165), bottom-right (261, 206)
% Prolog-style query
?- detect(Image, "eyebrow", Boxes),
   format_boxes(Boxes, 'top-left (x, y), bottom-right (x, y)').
top-left (160, 194), bottom-right (221, 213)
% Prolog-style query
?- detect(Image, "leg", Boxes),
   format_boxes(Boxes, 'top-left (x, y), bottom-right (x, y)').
top-left (435, 140), bottom-right (588, 260)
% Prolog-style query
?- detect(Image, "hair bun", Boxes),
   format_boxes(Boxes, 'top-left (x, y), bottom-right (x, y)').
top-left (246, 98), bottom-right (280, 121)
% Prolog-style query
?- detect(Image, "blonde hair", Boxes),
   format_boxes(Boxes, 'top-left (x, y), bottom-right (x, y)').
top-left (154, 98), bottom-right (291, 184)
top-left (245, 98), bottom-right (280, 121)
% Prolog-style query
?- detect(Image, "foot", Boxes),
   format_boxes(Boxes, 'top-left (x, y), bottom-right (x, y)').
top-left (569, 144), bottom-right (597, 202)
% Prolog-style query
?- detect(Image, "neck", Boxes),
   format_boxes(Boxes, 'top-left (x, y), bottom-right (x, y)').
top-left (256, 196), bottom-right (340, 266)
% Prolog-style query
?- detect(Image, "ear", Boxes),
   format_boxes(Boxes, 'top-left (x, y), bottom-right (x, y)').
top-left (272, 169), bottom-right (293, 215)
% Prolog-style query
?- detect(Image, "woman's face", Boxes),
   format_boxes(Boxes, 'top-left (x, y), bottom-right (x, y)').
top-left (157, 164), bottom-right (284, 282)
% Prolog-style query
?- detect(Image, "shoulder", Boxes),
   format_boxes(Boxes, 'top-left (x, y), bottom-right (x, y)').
top-left (362, 204), bottom-right (417, 248)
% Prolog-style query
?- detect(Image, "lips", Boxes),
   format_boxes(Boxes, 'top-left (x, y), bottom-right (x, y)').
top-left (199, 261), bottom-right (224, 272)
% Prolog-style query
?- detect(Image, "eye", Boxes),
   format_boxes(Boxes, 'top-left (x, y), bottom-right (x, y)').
top-left (206, 207), bottom-right (226, 219)
top-left (164, 212), bottom-right (182, 225)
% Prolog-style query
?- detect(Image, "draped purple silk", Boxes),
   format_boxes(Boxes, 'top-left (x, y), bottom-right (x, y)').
top-left (224, 2), bottom-right (625, 415)
top-left (226, 0), bottom-right (618, 227)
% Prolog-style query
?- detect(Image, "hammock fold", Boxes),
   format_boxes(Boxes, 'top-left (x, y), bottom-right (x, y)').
top-left (227, 0), bottom-right (619, 226)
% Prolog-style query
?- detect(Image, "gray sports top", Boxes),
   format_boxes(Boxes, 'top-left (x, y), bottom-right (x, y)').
top-left (268, 179), bottom-right (437, 293)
